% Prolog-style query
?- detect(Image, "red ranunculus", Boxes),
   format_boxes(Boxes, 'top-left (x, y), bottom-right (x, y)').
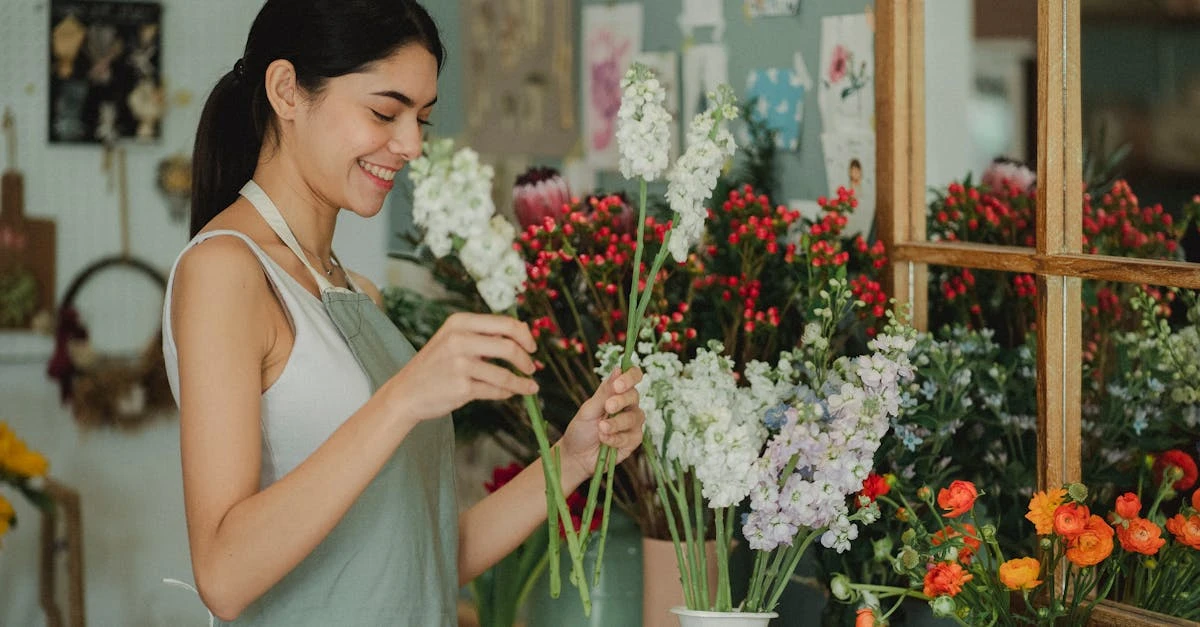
top-left (1153, 450), bottom-right (1199, 491)
top-left (860, 472), bottom-right (890, 502)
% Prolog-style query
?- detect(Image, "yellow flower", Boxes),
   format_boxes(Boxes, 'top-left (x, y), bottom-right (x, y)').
top-left (0, 421), bottom-right (49, 478)
top-left (1026, 487), bottom-right (1067, 535)
top-left (0, 492), bottom-right (13, 539)
top-left (998, 557), bottom-right (1042, 590)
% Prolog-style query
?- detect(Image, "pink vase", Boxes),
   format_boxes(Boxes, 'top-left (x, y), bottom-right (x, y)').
top-left (641, 538), bottom-right (721, 627)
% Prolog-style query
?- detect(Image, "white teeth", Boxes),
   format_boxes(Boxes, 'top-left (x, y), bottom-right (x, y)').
top-left (358, 160), bottom-right (397, 181)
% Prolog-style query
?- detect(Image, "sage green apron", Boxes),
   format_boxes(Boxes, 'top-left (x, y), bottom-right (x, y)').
top-left (190, 181), bottom-right (459, 626)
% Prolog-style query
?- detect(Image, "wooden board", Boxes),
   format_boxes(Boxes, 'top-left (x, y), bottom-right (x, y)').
top-left (1, 171), bottom-right (57, 328)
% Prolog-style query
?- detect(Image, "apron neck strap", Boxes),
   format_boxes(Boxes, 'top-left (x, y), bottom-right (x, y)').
top-left (240, 180), bottom-right (336, 292)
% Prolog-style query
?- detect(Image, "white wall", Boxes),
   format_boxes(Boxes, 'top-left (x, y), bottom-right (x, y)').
top-left (924, 0), bottom-right (974, 190)
top-left (0, 0), bottom-right (386, 624)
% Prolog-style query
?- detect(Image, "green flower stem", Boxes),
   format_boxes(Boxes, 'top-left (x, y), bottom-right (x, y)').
top-left (693, 476), bottom-right (710, 610)
top-left (714, 506), bottom-right (732, 611)
top-left (767, 529), bottom-right (821, 611)
top-left (746, 551), bottom-right (767, 612)
top-left (591, 448), bottom-right (618, 586)
top-left (524, 393), bottom-right (592, 613)
top-left (543, 456), bottom-right (560, 600)
top-left (672, 467), bottom-right (704, 608)
top-left (643, 433), bottom-right (695, 607)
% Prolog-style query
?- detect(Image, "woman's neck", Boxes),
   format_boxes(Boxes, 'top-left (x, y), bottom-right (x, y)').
top-left (250, 155), bottom-right (338, 259)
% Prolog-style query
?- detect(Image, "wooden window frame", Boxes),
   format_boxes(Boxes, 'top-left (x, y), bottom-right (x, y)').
top-left (876, 1), bottom-right (1200, 625)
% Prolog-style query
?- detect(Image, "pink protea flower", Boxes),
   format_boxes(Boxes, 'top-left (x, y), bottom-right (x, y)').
top-left (982, 158), bottom-right (1036, 195)
top-left (513, 166), bottom-right (571, 230)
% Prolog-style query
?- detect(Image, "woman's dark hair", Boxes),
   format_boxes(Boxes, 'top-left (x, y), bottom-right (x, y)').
top-left (190, 0), bottom-right (443, 236)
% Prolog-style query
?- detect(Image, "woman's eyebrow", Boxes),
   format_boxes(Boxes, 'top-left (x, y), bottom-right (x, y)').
top-left (371, 90), bottom-right (438, 108)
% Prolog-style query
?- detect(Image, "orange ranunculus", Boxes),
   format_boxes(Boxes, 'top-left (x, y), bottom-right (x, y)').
top-left (1054, 502), bottom-right (1091, 540)
top-left (1066, 515), bottom-right (1115, 567)
top-left (998, 557), bottom-right (1042, 590)
top-left (1114, 492), bottom-right (1141, 521)
top-left (1026, 488), bottom-right (1067, 535)
top-left (937, 480), bottom-right (978, 519)
top-left (1166, 514), bottom-right (1200, 550)
top-left (931, 524), bottom-right (981, 564)
top-left (923, 562), bottom-right (974, 597)
top-left (1117, 517), bottom-right (1166, 555)
top-left (1193, 489), bottom-right (1199, 513)
top-left (855, 607), bottom-right (876, 627)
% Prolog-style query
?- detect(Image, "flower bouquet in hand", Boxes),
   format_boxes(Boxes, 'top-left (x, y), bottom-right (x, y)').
top-left (600, 281), bottom-right (916, 619)
top-left (408, 141), bottom-right (608, 610)
top-left (835, 479), bottom-right (1125, 626)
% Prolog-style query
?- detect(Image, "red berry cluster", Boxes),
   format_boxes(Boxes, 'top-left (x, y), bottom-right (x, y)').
top-left (1082, 181), bottom-right (1180, 257)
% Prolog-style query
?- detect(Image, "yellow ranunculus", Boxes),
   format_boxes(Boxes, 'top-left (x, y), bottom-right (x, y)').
top-left (1025, 487), bottom-right (1067, 535)
top-left (998, 557), bottom-right (1042, 590)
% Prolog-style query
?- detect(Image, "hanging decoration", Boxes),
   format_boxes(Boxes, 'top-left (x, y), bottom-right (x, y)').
top-left (48, 1), bottom-right (163, 144)
top-left (46, 147), bottom-right (172, 429)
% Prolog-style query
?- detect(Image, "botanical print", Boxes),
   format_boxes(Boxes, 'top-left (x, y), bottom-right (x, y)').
top-left (744, 0), bottom-right (800, 18)
top-left (817, 12), bottom-right (873, 134)
top-left (582, 3), bottom-right (643, 168)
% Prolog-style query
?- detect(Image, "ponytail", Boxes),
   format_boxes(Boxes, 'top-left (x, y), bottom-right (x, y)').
top-left (189, 66), bottom-right (268, 236)
top-left (188, 0), bottom-right (444, 237)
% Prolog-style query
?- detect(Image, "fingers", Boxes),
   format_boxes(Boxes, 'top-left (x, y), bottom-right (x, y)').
top-left (447, 312), bottom-right (536, 353)
top-left (472, 334), bottom-right (536, 375)
top-left (599, 407), bottom-right (645, 450)
top-left (603, 387), bottom-right (640, 416)
top-left (611, 366), bottom-right (643, 394)
top-left (471, 360), bottom-right (539, 396)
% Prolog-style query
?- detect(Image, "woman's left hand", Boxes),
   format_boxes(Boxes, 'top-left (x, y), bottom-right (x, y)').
top-left (558, 367), bottom-right (645, 486)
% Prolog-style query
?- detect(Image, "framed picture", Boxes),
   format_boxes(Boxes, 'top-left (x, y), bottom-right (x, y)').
top-left (48, 1), bottom-right (163, 144)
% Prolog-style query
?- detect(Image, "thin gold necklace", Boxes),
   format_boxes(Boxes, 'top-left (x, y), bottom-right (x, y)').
top-left (300, 245), bottom-right (336, 276)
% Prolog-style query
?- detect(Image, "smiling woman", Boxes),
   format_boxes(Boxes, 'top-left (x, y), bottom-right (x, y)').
top-left (162, 1), bottom-right (646, 625)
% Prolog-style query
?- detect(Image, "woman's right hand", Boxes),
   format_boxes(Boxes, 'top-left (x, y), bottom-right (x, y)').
top-left (382, 312), bottom-right (539, 424)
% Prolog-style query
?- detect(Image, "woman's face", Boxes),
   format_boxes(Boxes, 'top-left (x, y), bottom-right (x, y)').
top-left (292, 43), bottom-right (438, 219)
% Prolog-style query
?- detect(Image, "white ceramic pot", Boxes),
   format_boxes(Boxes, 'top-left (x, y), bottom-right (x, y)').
top-left (669, 607), bottom-right (779, 627)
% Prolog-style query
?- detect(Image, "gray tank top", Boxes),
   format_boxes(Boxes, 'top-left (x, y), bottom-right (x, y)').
top-left (162, 205), bottom-right (458, 624)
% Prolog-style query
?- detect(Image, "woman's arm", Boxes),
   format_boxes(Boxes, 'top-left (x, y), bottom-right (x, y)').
top-left (174, 240), bottom-right (538, 620)
top-left (457, 368), bottom-right (645, 583)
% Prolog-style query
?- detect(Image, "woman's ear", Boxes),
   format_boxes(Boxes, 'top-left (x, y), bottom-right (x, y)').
top-left (264, 59), bottom-right (300, 121)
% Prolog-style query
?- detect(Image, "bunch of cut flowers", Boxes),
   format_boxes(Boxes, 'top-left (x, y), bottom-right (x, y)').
top-left (0, 420), bottom-right (52, 549)
top-left (403, 63), bottom-right (739, 614)
top-left (596, 275), bottom-right (917, 617)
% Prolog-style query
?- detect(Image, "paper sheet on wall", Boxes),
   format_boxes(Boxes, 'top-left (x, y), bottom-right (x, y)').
top-left (583, 3), bottom-right (643, 169)
top-left (681, 44), bottom-right (728, 148)
top-left (678, 0), bottom-right (725, 40)
top-left (745, 0), bottom-right (801, 17)
top-left (821, 130), bottom-right (876, 237)
top-left (745, 53), bottom-right (812, 152)
top-left (818, 13), bottom-right (874, 134)
top-left (633, 51), bottom-right (680, 160)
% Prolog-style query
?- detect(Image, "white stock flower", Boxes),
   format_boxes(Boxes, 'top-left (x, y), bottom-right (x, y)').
top-left (616, 64), bottom-right (672, 182)
top-left (409, 139), bottom-right (497, 256)
top-left (664, 85), bottom-right (739, 262)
